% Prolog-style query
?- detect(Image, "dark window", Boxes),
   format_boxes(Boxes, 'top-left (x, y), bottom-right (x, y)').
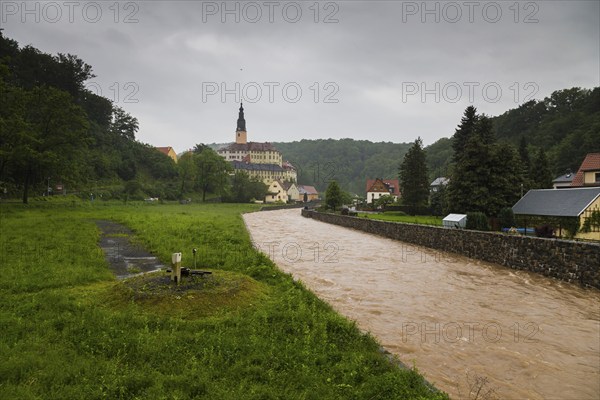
top-left (595, 172), bottom-right (600, 183)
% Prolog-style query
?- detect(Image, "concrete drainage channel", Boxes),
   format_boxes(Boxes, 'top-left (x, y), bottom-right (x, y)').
top-left (96, 220), bottom-right (164, 279)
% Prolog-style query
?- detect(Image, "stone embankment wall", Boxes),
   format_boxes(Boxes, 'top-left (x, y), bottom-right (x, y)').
top-left (301, 210), bottom-right (600, 289)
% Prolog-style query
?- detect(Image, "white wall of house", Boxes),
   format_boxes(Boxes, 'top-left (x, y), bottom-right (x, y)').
top-left (367, 191), bottom-right (397, 204)
top-left (287, 184), bottom-right (300, 201)
top-left (265, 181), bottom-right (289, 203)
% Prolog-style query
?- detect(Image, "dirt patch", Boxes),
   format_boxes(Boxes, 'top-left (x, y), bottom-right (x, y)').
top-left (96, 220), bottom-right (164, 279)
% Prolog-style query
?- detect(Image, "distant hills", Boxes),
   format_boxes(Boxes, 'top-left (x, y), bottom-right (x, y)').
top-left (213, 87), bottom-right (598, 195)
top-left (243, 87), bottom-right (599, 195)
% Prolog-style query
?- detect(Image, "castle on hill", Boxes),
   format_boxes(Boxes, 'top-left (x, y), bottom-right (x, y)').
top-left (217, 103), bottom-right (297, 184)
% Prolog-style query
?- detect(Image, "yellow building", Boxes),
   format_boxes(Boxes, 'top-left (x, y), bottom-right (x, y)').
top-left (217, 103), bottom-right (297, 184)
top-left (265, 180), bottom-right (288, 203)
top-left (155, 146), bottom-right (177, 162)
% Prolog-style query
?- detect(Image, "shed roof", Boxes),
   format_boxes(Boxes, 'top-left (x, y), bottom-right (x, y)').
top-left (512, 188), bottom-right (600, 217)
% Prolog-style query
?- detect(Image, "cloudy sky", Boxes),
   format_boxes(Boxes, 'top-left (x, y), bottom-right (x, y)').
top-left (2, 1), bottom-right (598, 152)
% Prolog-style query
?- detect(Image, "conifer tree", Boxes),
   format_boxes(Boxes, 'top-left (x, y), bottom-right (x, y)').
top-left (399, 137), bottom-right (429, 210)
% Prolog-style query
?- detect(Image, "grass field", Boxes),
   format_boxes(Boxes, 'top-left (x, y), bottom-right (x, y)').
top-left (0, 199), bottom-right (447, 399)
top-left (358, 212), bottom-right (443, 226)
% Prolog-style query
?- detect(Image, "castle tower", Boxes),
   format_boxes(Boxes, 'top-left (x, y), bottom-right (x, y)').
top-left (235, 102), bottom-right (247, 144)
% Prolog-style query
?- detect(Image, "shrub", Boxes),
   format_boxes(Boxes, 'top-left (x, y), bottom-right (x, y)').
top-left (466, 212), bottom-right (490, 231)
top-left (498, 207), bottom-right (516, 229)
top-left (340, 207), bottom-right (349, 215)
top-left (535, 224), bottom-right (554, 238)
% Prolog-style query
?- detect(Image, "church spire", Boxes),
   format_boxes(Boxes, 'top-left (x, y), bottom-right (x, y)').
top-left (235, 103), bottom-right (247, 144)
top-left (236, 102), bottom-right (246, 132)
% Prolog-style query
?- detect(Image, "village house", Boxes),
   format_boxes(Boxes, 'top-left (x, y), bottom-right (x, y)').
top-left (298, 185), bottom-right (319, 202)
top-left (155, 146), bottom-right (178, 162)
top-left (571, 153), bottom-right (600, 187)
top-left (282, 181), bottom-right (300, 202)
top-left (265, 180), bottom-right (289, 203)
top-left (365, 178), bottom-right (400, 204)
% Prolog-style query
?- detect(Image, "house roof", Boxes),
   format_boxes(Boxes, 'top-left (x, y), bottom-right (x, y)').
top-left (155, 146), bottom-right (174, 155)
top-left (553, 172), bottom-right (574, 184)
top-left (219, 142), bottom-right (279, 152)
top-left (282, 161), bottom-right (296, 170)
top-left (571, 153), bottom-right (600, 187)
top-left (430, 177), bottom-right (449, 187)
top-left (298, 185), bottom-right (318, 195)
top-left (231, 161), bottom-right (284, 172)
top-left (365, 179), bottom-right (401, 196)
top-left (512, 187), bottom-right (600, 217)
top-left (281, 181), bottom-right (296, 191)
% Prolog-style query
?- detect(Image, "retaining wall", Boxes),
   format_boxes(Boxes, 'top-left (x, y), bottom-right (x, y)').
top-left (301, 210), bottom-right (600, 289)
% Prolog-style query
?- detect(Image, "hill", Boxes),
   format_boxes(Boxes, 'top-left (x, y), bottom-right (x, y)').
top-left (267, 87), bottom-right (599, 195)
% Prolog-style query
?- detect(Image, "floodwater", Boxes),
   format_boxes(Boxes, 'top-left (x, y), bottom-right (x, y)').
top-left (243, 209), bottom-right (600, 399)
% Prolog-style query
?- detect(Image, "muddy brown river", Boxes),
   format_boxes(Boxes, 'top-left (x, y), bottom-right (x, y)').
top-left (243, 209), bottom-right (600, 399)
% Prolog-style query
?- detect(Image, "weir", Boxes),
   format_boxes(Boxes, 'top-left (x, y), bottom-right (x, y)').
top-left (243, 209), bottom-right (600, 399)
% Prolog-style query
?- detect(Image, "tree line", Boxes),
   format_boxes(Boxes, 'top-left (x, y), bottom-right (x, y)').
top-left (0, 34), bottom-right (267, 203)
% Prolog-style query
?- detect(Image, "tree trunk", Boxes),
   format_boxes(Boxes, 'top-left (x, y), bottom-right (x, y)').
top-left (22, 165), bottom-right (31, 204)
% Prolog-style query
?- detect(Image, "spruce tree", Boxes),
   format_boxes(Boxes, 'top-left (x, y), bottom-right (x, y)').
top-left (399, 137), bottom-right (429, 211)
top-left (531, 148), bottom-right (553, 189)
top-left (452, 106), bottom-right (479, 163)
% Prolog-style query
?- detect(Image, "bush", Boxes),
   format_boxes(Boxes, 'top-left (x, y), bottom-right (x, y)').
top-left (341, 207), bottom-right (349, 215)
top-left (466, 212), bottom-right (490, 231)
top-left (535, 224), bottom-right (555, 238)
top-left (498, 207), bottom-right (516, 229)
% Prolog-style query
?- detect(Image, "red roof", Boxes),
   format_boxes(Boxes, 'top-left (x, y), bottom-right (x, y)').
top-left (298, 185), bottom-right (318, 195)
top-left (571, 153), bottom-right (600, 187)
top-left (365, 179), bottom-right (401, 196)
top-left (156, 146), bottom-right (173, 155)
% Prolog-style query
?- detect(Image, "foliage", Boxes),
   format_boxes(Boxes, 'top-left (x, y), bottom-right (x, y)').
top-left (325, 180), bottom-right (343, 211)
top-left (498, 207), bottom-right (516, 229)
top-left (429, 184), bottom-right (448, 216)
top-left (223, 171), bottom-right (268, 203)
top-left (359, 212), bottom-right (442, 226)
top-left (447, 109), bottom-right (523, 217)
top-left (535, 224), bottom-right (555, 238)
top-left (530, 148), bottom-right (553, 189)
top-left (581, 209), bottom-right (600, 233)
top-left (0, 202), bottom-right (447, 399)
top-left (466, 212), bottom-right (490, 231)
top-left (560, 217), bottom-right (580, 239)
top-left (191, 145), bottom-right (233, 202)
top-left (375, 194), bottom-right (396, 208)
top-left (399, 137), bottom-right (430, 209)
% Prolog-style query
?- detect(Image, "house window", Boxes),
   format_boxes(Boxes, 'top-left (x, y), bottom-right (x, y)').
top-left (596, 172), bottom-right (600, 183)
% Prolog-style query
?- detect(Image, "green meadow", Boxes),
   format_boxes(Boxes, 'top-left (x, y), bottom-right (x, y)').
top-left (358, 212), bottom-right (443, 226)
top-left (0, 199), bottom-right (447, 399)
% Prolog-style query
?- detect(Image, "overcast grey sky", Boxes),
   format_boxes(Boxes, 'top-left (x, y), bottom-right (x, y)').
top-left (1, 1), bottom-right (598, 152)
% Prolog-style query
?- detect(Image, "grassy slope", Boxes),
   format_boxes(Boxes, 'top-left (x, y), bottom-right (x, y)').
top-left (0, 200), bottom-right (447, 399)
top-left (358, 212), bottom-right (443, 226)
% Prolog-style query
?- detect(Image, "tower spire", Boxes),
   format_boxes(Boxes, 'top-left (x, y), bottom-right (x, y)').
top-left (236, 102), bottom-right (246, 132)
top-left (235, 103), bottom-right (247, 144)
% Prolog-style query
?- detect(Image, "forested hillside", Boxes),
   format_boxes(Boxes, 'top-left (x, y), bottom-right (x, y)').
top-left (273, 140), bottom-right (412, 194)
top-left (271, 87), bottom-right (599, 195)
top-left (0, 34), bottom-right (179, 202)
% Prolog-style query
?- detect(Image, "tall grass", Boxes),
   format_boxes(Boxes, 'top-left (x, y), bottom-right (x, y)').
top-left (0, 200), bottom-right (447, 399)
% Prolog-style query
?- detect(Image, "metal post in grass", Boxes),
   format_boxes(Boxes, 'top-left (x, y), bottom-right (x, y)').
top-left (193, 248), bottom-right (197, 268)
top-left (171, 252), bottom-right (182, 284)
